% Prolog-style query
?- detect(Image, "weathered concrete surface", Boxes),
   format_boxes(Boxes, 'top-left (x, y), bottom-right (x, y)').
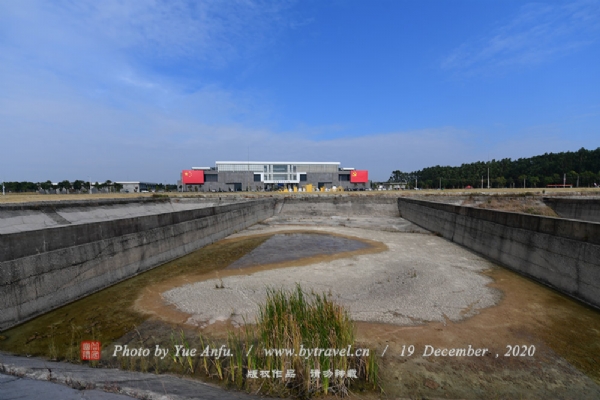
top-left (0, 198), bottom-right (277, 331)
top-left (543, 196), bottom-right (600, 223)
top-left (4, 192), bottom-right (599, 332)
top-left (162, 225), bottom-right (501, 328)
top-left (0, 195), bottom-right (406, 331)
top-left (0, 352), bottom-right (258, 400)
top-left (0, 373), bottom-right (135, 400)
top-left (397, 197), bottom-right (600, 310)
top-left (262, 215), bottom-right (429, 233)
top-left (278, 195), bottom-right (400, 217)
top-left (0, 197), bottom-right (238, 235)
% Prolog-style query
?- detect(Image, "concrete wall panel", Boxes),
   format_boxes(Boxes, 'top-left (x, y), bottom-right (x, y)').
top-left (0, 199), bottom-right (276, 330)
top-left (398, 197), bottom-right (600, 310)
top-left (543, 197), bottom-right (600, 223)
top-left (280, 196), bottom-right (399, 217)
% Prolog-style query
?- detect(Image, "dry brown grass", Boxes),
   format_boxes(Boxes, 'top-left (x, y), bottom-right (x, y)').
top-left (0, 192), bottom-right (155, 204)
top-left (1, 187), bottom-right (598, 205)
top-left (471, 197), bottom-right (559, 216)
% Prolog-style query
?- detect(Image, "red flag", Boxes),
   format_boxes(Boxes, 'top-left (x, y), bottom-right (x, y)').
top-left (350, 170), bottom-right (368, 183)
top-left (182, 170), bottom-right (204, 184)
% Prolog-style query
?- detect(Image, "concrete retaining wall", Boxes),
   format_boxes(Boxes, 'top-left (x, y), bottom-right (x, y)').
top-left (0, 197), bottom-right (241, 235)
top-left (0, 198), bottom-right (277, 330)
top-left (543, 197), bottom-right (600, 223)
top-left (279, 195), bottom-right (400, 217)
top-left (397, 197), bottom-right (600, 310)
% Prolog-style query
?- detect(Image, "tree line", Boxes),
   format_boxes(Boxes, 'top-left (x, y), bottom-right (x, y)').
top-left (1, 179), bottom-right (178, 193)
top-left (388, 147), bottom-right (600, 189)
top-left (2, 180), bottom-right (123, 193)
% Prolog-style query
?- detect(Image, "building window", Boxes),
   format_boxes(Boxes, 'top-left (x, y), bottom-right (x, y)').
top-left (339, 174), bottom-right (350, 181)
top-left (300, 174), bottom-right (307, 182)
top-left (254, 174), bottom-right (261, 182)
top-left (205, 174), bottom-right (218, 182)
top-left (273, 164), bottom-right (287, 173)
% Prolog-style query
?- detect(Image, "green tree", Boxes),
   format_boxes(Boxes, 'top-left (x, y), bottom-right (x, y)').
top-left (569, 171), bottom-right (579, 187)
top-left (73, 180), bottom-right (85, 191)
top-left (496, 176), bottom-right (506, 188)
top-left (581, 171), bottom-right (597, 187)
top-left (58, 180), bottom-right (71, 191)
top-left (40, 180), bottom-right (53, 190)
top-left (103, 180), bottom-right (113, 192)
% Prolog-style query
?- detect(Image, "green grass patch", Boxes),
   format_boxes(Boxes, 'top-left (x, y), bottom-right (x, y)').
top-left (195, 285), bottom-right (380, 397)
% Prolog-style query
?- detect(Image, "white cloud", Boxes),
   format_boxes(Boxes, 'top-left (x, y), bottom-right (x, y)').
top-left (442, 0), bottom-right (600, 74)
top-left (1, 1), bottom-right (595, 184)
top-left (0, 0), bottom-right (294, 67)
top-left (1, 74), bottom-right (590, 183)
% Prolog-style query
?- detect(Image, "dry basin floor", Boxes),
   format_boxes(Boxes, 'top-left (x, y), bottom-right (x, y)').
top-left (137, 216), bottom-right (600, 399)
top-left (2, 215), bottom-right (600, 399)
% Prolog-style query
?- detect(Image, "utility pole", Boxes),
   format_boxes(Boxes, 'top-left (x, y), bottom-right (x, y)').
top-left (487, 153), bottom-right (490, 189)
top-left (481, 176), bottom-right (484, 189)
top-left (415, 176), bottom-right (418, 189)
top-left (563, 173), bottom-right (566, 188)
top-left (439, 177), bottom-right (441, 190)
top-left (2, 181), bottom-right (4, 196)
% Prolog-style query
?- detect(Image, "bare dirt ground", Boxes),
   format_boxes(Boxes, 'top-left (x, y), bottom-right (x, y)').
top-left (135, 222), bottom-right (600, 399)
top-left (460, 195), bottom-right (559, 216)
top-left (355, 265), bottom-right (600, 399)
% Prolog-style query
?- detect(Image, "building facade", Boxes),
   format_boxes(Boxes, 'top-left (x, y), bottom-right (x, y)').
top-left (180, 162), bottom-right (369, 192)
top-left (116, 181), bottom-right (158, 193)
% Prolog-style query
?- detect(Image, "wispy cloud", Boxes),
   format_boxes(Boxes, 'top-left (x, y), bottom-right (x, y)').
top-left (442, 0), bottom-right (600, 74)
top-left (0, 1), bottom-right (296, 130)
top-left (0, 0), bottom-right (294, 68)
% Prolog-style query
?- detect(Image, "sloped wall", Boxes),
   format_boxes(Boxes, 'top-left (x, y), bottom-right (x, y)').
top-left (397, 197), bottom-right (600, 310)
top-left (543, 197), bottom-right (600, 223)
top-left (0, 199), bottom-right (277, 330)
top-left (279, 195), bottom-right (400, 217)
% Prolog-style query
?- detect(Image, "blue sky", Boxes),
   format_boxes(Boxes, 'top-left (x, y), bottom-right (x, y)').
top-left (1, 0), bottom-right (599, 183)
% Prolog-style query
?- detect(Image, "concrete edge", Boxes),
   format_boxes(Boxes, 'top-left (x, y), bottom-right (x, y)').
top-left (0, 352), bottom-right (259, 400)
top-left (398, 197), bottom-right (600, 244)
top-left (0, 197), bottom-right (170, 211)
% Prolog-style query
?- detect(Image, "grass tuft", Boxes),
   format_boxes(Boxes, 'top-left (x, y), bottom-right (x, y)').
top-left (230, 284), bottom-right (379, 397)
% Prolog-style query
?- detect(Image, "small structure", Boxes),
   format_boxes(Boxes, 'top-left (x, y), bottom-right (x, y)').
top-left (116, 181), bottom-right (158, 193)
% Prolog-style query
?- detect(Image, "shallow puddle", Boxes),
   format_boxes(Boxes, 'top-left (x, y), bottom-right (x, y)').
top-left (226, 232), bottom-right (369, 270)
